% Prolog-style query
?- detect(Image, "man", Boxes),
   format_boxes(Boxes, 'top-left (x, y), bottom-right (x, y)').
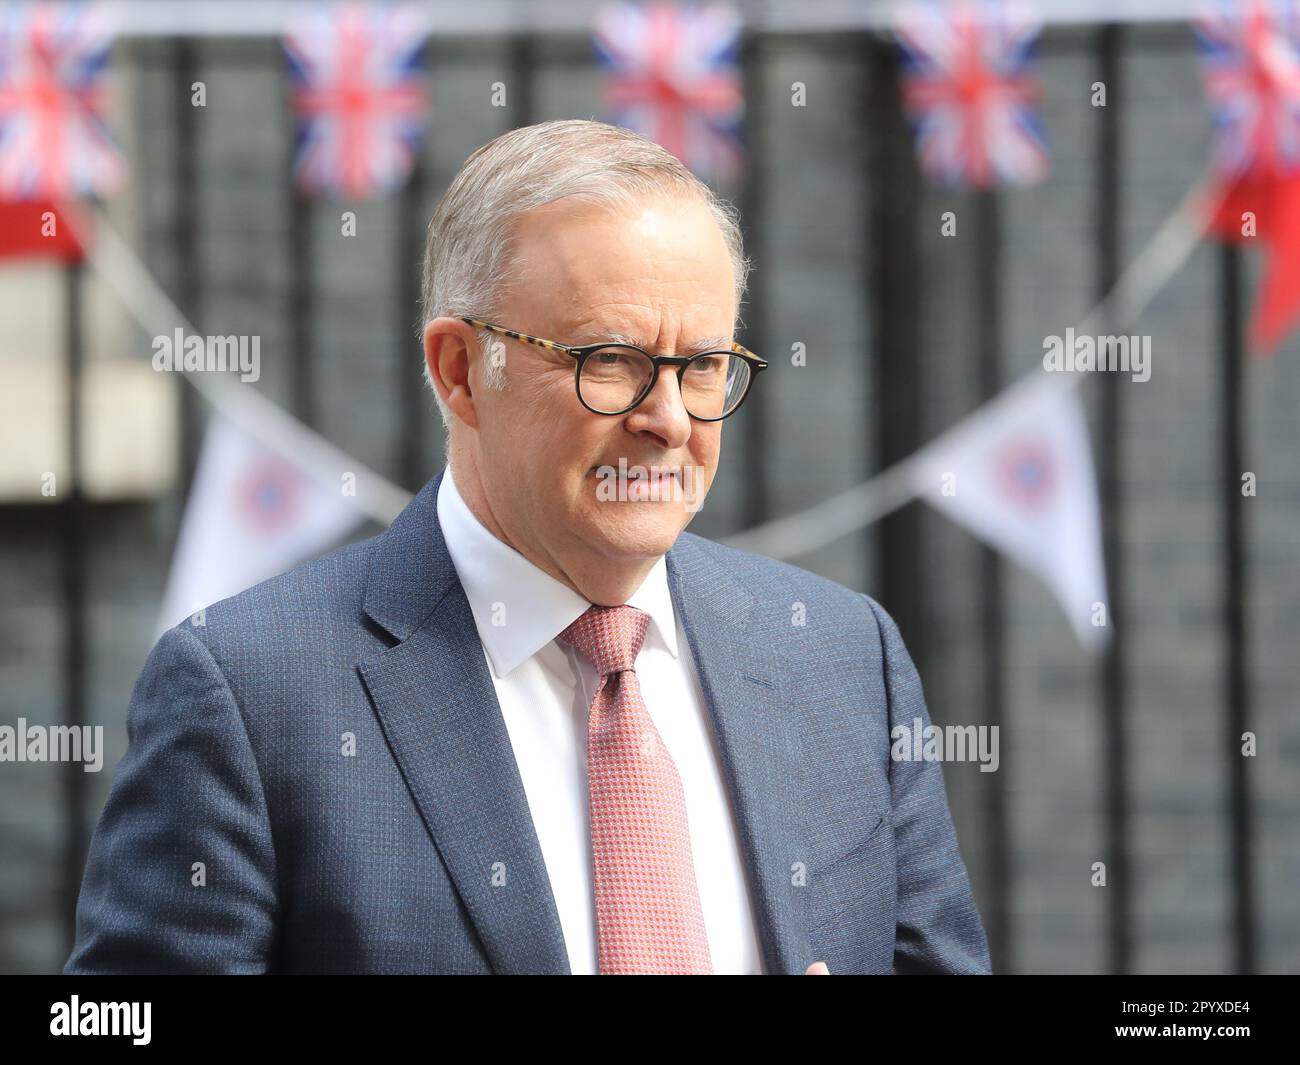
top-left (66, 119), bottom-right (990, 975)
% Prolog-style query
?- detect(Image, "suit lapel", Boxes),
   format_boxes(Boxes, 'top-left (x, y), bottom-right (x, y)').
top-left (666, 536), bottom-right (814, 975)
top-left (358, 470), bottom-right (570, 974)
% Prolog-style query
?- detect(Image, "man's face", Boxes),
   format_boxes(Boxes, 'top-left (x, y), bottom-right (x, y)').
top-left (470, 192), bottom-right (736, 580)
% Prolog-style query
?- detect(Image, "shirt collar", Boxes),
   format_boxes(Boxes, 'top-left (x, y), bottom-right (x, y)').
top-left (436, 463), bottom-right (680, 679)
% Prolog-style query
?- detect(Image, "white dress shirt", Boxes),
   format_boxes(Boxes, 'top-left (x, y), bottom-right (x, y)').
top-left (436, 464), bottom-right (764, 975)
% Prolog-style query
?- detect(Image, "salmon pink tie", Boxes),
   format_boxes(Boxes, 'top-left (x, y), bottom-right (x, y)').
top-left (557, 604), bottom-right (713, 975)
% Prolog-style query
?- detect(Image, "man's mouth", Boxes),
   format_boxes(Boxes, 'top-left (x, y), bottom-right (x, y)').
top-left (589, 465), bottom-right (682, 482)
top-left (589, 464), bottom-right (685, 501)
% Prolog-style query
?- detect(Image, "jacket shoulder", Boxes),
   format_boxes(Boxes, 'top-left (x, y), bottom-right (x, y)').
top-left (673, 530), bottom-right (885, 619)
top-left (177, 530), bottom-right (384, 654)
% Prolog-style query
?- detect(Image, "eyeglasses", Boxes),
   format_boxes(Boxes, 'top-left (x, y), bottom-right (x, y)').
top-left (460, 317), bottom-right (768, 421)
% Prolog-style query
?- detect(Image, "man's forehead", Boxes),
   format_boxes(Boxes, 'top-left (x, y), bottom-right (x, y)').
top-left (512, 193), bottom-right (731, 279)
top-left (507, 197), bottom-right (736, 352)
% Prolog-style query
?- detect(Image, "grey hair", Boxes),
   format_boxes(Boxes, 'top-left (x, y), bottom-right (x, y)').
top-left (418, 118), bottom-right (751, 436)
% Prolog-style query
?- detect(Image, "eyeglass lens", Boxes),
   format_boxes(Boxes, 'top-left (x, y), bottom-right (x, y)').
top-left (578, 347), bottom-right (752, 418)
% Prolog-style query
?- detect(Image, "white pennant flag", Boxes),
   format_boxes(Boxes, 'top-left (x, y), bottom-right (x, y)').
top-left (157, 413), bottom-right (367, 634)
top-left (911, 379), bottom-right (1110, 651)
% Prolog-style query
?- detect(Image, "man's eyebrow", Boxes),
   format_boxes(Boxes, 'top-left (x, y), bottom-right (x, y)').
top-left (566, 329), bottom-right (733, 354)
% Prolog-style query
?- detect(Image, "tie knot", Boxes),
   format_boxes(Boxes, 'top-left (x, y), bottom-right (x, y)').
top-left (557, 604), bottom-right (649, 677)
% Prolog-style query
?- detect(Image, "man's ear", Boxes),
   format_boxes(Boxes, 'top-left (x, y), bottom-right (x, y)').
top-left (424, 317), bottom-right (480, 431)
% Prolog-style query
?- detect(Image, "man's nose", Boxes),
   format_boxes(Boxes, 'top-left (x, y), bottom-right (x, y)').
top-left (623, 367), bottom-right (692, 447)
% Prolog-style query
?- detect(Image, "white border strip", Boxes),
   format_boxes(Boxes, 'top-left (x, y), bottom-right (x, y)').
top-left (95, 0), bottom-right (1207, 38)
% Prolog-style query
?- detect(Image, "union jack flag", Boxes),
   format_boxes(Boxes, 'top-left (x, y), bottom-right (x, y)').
top-left (283, 3), bottom-right (430, 200)
top-left (594, 2), bottom-right (744, 180)
top-left (894, 1), bottom-right (1048, 189)
top-left (0, 2), bottom-right (123, 202)
top-left (1196, 0), bottom-right (1300, 178)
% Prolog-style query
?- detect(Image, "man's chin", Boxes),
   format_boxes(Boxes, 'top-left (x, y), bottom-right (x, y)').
top-left (577, 508), bottom-right (685, 561)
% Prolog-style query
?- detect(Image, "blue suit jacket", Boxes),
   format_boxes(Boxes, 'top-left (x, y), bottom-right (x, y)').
top-left (65, 468), bottom-right (991, 974)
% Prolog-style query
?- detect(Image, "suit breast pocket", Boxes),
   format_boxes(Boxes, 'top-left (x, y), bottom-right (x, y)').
top-left (805, 807), bottom-right (897, 974)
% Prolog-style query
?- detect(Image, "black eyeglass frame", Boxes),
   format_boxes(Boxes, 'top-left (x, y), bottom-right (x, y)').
top-left (460, 317), bottom-right (769, 421)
